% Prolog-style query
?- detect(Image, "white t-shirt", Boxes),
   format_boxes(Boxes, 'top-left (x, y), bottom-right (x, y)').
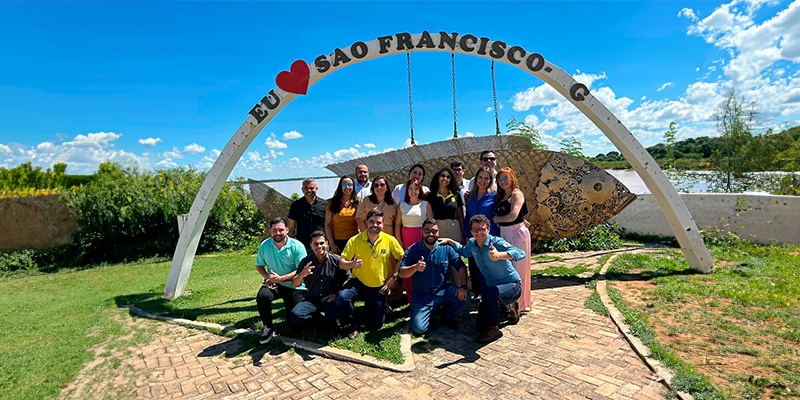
top-left (399, 200), bottom-right (428, 228)
top-left (392, 184), bottom-right (430, 205)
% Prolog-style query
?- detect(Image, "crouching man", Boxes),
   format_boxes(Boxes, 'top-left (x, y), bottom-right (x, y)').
top-left (399, 219), bottom-right (470, 335)
top-left (438, 214), bottom-right (525, 343)
top-left (290, 230), bottom-right (350, 328)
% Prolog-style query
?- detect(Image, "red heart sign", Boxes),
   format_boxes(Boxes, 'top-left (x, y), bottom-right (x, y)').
top-left (276, 60), bottom-right (309, 95)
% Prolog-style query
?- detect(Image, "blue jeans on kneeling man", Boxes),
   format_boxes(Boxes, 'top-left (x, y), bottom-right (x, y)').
top-left (477, 281), bottom-right (521, 331)
top-left (410, 284), bottom-right (471, 335)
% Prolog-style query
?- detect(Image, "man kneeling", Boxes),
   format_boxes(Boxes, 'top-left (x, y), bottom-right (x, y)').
top-left (290, 231), bottom-right (350, 328)
top-left (399, 219), bottom-right (470, 335)
top-left (439, 215), bottom-right (525, 343)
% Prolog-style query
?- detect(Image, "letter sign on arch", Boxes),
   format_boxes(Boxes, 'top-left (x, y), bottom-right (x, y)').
top-left (164, 31), bottom-right (714, 299)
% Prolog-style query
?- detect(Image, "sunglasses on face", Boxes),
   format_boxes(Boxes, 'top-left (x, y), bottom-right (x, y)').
top-left (422, 228), bottom-right (439, 234)
top-left (373, 183), bottom-right (386, 187)
top-left (471, 226), bottom-right (488, 232)
top-left (497, 176), bottom-right (510, 182)
top-left (440, 175), bottom-right (451, 179)
top-left (481, 157), bottom-right (497, 162)
top-left (341, 183), bottom-right (354, 188)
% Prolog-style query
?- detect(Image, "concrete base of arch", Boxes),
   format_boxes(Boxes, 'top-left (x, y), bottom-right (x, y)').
top-left (164, 31), bottom-right (713, 299)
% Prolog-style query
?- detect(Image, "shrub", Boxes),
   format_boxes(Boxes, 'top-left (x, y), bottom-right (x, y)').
top-left (60, 162), bottom-right (265, 266)
top-left (0, 250), bottom-right (37, 276)
top-left (535, 222), bottom-right (623, 252)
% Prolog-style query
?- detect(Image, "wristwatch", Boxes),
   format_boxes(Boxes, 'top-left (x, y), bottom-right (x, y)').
top-left (460, 284), bottom-right (468, 290)
top-left (392, 275), bottom-right (400, 282)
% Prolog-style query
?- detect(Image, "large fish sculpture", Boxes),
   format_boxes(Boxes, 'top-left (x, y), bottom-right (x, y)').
top-left (324, 135), bottom-right (636, 240)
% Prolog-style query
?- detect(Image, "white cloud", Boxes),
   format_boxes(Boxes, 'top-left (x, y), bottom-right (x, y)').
top-left (512, 72), bottom-right (607, 111)
top-left (282, 130), bottom-right (303, 140)
top-left (162, 147), bottom-right (184, 160)
top-left (155, 160), bottom-right (178, 169)
top-left (464, 132), bottom-right (475, 137)
top-left (36, 142), bottom-right (58, 153)
top-left (657, 82), bottom-right (674, 91)
top-left (183, 143), bottom-right (206, 154)
top-left (55, 133), bottom-right (67, 142)
top-left (402, 138), bottom-right (413, 148)
top-left (62, 132), bottom-right (121, 148)
top-left (354, 144), bottom-right (361, 148)
top-left (0, 144), bottom-right (12, 156)
top-left (265, 133), bottom-right (288, 149)
top-left (139, 137), bottom-right (163, 147)
top-left (364, 143), bottom-right (376, 148)
top-left (485, 103), bottom-right (504, 112)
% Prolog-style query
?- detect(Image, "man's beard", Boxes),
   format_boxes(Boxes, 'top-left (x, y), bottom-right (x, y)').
top-left (424, 236), bottom-right (437, 245)
top-left (272, 234), bottom-right (285, 243)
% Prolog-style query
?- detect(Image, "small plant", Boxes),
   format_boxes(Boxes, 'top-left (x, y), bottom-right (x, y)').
top-left (535, 223), bottom-right (623, 253)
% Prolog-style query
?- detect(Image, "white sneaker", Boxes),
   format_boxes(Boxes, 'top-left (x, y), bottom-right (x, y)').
top-left (259, 327), bottom-right (275, 344)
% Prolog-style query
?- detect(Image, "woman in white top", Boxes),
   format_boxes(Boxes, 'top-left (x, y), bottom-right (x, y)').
top-left (391, 163), bottom-right (429, 204)
top-left (394, 179), bottom-right (429, 250)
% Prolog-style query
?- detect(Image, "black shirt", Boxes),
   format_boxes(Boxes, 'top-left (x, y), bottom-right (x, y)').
top-left (294, 252), bottom-right (349, 299)
top-left (494, 198), bottom-right (528, 227)
top-left (428, 191), bottom-right (464, 220)
top-left (288, 197), bottom-right (328, 248)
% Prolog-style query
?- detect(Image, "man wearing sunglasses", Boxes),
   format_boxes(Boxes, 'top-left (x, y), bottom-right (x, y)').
top-left (467, 151), bottom-right (498, 190)
top-left (438, 214), bottom-right (524, 344)
top-left (399, 219), bottom-right (470, 335)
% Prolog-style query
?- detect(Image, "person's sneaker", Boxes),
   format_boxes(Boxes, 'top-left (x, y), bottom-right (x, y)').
top-left (508, 301), bottom-right (520, 325)
top-left (259, 327), bottom-right (275, 345)
top-left (441, 318), bottom-right (459, 330)
top-left (477, 326), bottom-right (503, 344)
top-left (347, 329), bottom-right (360, 340)
top-left (471, 293), bottom-right (481, 303)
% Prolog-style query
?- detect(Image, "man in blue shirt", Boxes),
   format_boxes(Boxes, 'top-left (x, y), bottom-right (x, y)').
top-left (399, 219), bottom-right (470, 335)
top-left (438, 214), bottom-right (525, 343)
top-left (256, 217), bottom-right (308, 344)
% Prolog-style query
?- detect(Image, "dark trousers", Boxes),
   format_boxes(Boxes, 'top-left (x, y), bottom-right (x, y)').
top-left (336, 278), bottom-right (386, 329)
top-left (468, 257), bottom-right (484, 295)
top-left (477, 281), bottom-right (521, 331)
top-left (333, 239), bottom-right (349, 255)
top-left (256, 284), bottom-right (306, 329)
top-left (289, 296), bottom-right (340, 325)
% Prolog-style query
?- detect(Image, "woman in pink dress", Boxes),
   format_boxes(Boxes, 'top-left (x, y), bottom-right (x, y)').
top-left (493, 167), bottom-right (532, 313)
top-left (395, 179), bottom-right (429, 304)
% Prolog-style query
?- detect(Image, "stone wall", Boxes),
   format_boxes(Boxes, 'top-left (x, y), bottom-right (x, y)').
top-left (0, 194), bottom-right (76, 252)
top-left (610, 193), bottom-right (800, 245)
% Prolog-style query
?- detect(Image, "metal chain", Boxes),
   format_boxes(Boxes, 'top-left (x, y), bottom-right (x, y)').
top-left (407, 52), bottom-right (415, 145)
top-left (452, 52), bottom-right (458, 138)
top-left (492, 60), bottom-right (501, 136)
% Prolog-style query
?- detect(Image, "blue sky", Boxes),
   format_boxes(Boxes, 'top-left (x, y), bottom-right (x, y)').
top-left (2, 0), bottom-right (799, 179)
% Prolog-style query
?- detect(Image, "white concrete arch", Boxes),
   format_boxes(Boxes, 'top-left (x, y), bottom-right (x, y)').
top-left (164, 31), bottom-right (713, 299)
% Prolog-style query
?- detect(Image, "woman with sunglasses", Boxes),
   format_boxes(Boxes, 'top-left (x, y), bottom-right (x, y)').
top-left (355, 175), bottom-right (397, 235)
top-left (464, 167), bottom-right (500, 300)
top-left (325, 176), bottom-right (360, 254)
top-left (493, 168), bottom-right (532, 315)
top-left (426, 167), bottom-right (465, 245)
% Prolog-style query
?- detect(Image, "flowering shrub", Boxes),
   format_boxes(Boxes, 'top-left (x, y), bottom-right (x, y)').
top-left (535, 223), bottom-right (623, 253)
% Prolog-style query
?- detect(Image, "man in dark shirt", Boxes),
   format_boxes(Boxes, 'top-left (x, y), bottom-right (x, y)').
top-left (399, 219), bottom-right (470, 335)
top-left (288, 178), bottom-right (328, 249)
top-left (290, 230), bottom-right (349, 327)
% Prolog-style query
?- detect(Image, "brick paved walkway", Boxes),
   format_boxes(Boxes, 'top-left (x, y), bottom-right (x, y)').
top-left (60, 276), bottom-right (667, 400)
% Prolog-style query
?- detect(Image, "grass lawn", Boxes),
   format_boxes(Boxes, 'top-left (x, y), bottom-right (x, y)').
top-left (605, 241), bottom-right (800, 399)
top-left (0, 251), bottom-right (406, 400)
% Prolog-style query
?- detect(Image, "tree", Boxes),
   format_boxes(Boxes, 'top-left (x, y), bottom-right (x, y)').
top-left (664, 122), bottom-right (678, 167)
top-left (506, 117), bottom-right (547, 150)
top-left (711, 88), bottom-right (758, 192)
top-left (558, 136), bottom-right (584, 158)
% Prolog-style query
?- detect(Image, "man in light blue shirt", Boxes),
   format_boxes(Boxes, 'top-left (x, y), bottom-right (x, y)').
top-left (438, 214), bottom-right (524, 344)
top-left (354, 164), bottom-right (372, 200)
top-left (256, 217), bottom-right (307, 344)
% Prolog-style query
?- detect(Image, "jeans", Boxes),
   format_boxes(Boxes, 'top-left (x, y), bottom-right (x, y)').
top-left (256, 284), bottom-right (306, 329)
top-left (289, 296), bottom-right (340, 325)
top-left (336, 278), bottom-right (386, 329)
top-left (468, 257), bottom-right (484, 295)
top-left (410, 284), bottom-right (471, 335)
top-left (477, 281), bottom-right (521, 330)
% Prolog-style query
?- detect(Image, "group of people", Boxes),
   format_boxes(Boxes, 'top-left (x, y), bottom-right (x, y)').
top-left (255, 151), bottom-right (533, 344)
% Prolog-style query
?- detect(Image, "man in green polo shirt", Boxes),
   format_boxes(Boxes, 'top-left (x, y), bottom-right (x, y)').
top-left (256, 217), bottom-right (307, 344)
top-left (336, 209), bottom-right (404, 339)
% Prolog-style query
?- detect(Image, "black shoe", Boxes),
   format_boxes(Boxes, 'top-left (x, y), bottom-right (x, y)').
top-left (477, 326), bottom-right (502, 343)
top-left (509, 301), bottom-right (520, 325)
top-left (259, 327), bottom-right (275, 344)
top-left (442, 318), bottom-right (459, 330)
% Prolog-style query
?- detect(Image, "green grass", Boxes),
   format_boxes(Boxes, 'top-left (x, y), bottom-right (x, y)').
top-left (606, 242), bottom-right (800, 399)
top-left (0, 251), bottom-right (406, 399)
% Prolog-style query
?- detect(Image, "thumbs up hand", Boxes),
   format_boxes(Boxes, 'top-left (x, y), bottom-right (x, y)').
top-left (488, 242), bottom-right (503, 261)
top-left (416, 256), bottom-right (426, 273)
top-left (353, 254), bottom-right (362, 269)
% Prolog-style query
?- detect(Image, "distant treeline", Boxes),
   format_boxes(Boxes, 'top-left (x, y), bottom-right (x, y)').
top-left (590, 125), bottom-right (800, 170)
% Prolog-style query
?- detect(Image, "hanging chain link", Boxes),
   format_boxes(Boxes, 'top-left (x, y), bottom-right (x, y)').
top-left (407, 52), bottom-right (415, 145)
top-left (452, 52), bottom-right (458, 138)
top-left (492, 60), bottom-right (501, 136)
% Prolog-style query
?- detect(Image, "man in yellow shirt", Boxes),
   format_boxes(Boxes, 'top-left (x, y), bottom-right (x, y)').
top-left (336, 209), bottom-right (404, 339)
